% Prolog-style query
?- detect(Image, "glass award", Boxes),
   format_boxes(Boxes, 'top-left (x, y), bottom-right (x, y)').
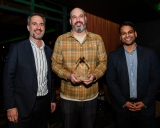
top-left (73, 56), bottom-right (90, 80)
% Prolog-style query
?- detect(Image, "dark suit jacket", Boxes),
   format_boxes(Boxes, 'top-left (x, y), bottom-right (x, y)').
top-left (106, 45), bottom-right (160, 116)
top-left (3, 39), bottom-right (55, 117)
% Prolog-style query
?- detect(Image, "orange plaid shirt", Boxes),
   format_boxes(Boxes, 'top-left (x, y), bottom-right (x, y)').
top-left (51, 30), bottom-right (107, 100)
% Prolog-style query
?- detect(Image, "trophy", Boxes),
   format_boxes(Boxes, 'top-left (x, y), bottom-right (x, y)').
top-left (73, 56), bottom-right (90, 80)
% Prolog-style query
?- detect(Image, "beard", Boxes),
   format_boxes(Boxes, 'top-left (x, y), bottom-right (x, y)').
top-left (29, 29), bottom-right (44, 40)
top-left (72, 21), bottom-right (86, 33)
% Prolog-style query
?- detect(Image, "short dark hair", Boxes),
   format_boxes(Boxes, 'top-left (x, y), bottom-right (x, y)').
top-left (119, 21), bottom-right (135, 33)
top-left (27, 13), bottom-right (46, 26)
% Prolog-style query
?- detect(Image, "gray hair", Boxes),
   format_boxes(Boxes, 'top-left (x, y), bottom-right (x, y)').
top-left (27, 13), bottom-right (46, 26)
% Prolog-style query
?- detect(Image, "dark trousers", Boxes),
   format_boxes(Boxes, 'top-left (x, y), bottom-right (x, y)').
top-left (9, 95), bottom-right (49, 128)
top-left (115, 110), bottom-right (155, 128)
top-left (61, 98), bottom-right (97, 128)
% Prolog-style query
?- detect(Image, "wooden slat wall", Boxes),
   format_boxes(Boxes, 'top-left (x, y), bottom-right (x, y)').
top-left (86, 13), bottom-right (122, 55)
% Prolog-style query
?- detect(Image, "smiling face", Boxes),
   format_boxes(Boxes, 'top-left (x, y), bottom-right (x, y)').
top-left (120, 25), bottom-right (137, 46)
top-left (27, 15), bottom-right (45, 41)
top-left (69, 8), bottom-right (87, 33)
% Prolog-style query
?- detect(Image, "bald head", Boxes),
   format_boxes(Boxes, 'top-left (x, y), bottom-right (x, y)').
top-left (70, 8), bottom-right (85, 18)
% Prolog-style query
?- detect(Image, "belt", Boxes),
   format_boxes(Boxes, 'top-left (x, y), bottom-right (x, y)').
top-left (36, 95), bottom-right (46, 100)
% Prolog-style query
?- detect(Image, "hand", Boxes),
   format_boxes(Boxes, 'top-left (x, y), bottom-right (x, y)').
top-left (124, 102), bottom-right (137, 111)
top-left (134, 101), bottom-right (145, 111)
top-left (83, 74), bottom-right (95, 85)
top-left (67, 73), bottom-right (82, 84)
top-left (7, 108), bottom-right (18, 123)
top-left (51, 102), bottom-right (56, 113)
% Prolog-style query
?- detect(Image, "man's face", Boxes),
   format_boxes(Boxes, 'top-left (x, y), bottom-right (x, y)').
top-left (70, 8), bottom-right (87, 33)
top-left (27, 15), bottom-right (45, 40)
top-left (120, 26), bottom-right (137, 46)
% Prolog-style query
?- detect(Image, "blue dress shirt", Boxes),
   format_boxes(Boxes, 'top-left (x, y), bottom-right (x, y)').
top-left (124, 46), bottom-right (137, 98)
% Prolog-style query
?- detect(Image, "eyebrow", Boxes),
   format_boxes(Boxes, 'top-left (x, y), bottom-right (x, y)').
top-left (121, 29), bottom-right (134, 33)
top-left (71, 13), bottom-right (84, 17)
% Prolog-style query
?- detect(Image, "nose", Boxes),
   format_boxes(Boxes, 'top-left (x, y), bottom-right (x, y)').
top-left (76, 16), bottom-right (80, 21)
top-left (37, 24), bottom-right (41, 29)
top-left (126, 33), bottom-right (130, 37)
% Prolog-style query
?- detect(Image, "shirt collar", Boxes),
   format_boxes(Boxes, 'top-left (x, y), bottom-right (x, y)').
top-left (124, 43), bottom-right (137, 54)
top-left (29, 38), bottom-right (45, 49)
top-left (66, 29), bottom-right (91, 38)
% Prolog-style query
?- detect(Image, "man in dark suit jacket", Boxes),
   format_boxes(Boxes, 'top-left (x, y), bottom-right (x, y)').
top-left (3, 13), bottom-right (56, 128)
top-left (106, 21), bottom-right (160, 128)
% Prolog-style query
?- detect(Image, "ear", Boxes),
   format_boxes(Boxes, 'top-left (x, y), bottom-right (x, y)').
top-left (69, 18), bottom-right (71, 25)
top-left (135, 31), bottom-right (137, 37)
top-left (119, 35), bottom-right (122, 40)
top-left (27, 25), bottom-right (30, 31)
top-left (85, 16), bottom-right (87, 23)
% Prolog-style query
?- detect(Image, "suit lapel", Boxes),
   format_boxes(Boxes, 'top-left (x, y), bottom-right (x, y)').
top-left (24, 39), bottom-right (37, 75)
top-left (44, 46), bottom-right (51, 90)
top-left (118, 47), bottom-right (129, 83)
top-left (137, 45), bottom-right (143, 80)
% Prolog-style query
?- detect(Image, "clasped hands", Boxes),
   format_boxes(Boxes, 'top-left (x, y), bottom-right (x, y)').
top-left (67, 73), bottom-right (95, 85)
top-left (124, 101), bottom-right (145, 112)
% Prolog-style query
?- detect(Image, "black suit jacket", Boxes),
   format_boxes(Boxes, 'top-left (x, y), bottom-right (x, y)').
top-left (3, 39), bottom-right (55, 117)
top-left (106, 45), bottom-right (160, 116)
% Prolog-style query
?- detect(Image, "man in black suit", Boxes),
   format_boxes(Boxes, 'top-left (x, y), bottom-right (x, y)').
top-left (106, 21), bottom-right (160, 128)
top-left (3, 13), bottom-right (56, 128)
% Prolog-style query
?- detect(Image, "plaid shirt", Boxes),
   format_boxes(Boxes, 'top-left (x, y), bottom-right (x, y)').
top-left (52, 30), bottom-right (107, 100)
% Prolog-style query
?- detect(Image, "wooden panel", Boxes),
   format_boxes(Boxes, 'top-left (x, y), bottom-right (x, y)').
top-left (86, 13), bottom-right (122, 56)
